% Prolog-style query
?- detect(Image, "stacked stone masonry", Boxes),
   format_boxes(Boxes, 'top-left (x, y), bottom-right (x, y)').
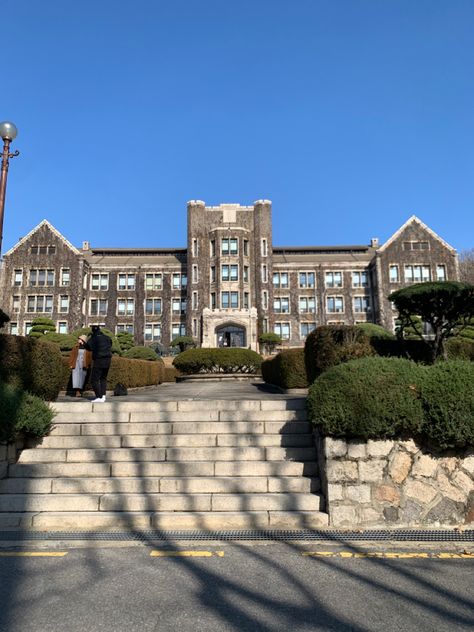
top-left (319, 435), bottom-right (474, 528)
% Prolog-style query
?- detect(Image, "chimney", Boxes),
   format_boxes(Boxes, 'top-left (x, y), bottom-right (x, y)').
top-left (82, 241), bottom-right (90, 251)
top-left (371, 238), bottom-right (379, 248)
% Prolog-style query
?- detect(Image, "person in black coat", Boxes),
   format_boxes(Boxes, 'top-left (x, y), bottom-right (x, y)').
top-left (86, 325), bottom-right (112, 403)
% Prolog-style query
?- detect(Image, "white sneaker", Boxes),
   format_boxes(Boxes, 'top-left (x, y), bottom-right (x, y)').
top-left (91, 396), bottom-right (106, 403)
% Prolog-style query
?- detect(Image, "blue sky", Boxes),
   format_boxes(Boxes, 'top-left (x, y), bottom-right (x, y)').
top-left (2, 0), bottom-right (474, 252)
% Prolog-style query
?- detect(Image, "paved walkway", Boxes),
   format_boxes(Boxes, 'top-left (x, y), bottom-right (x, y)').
top-left (58, 380), bottom-right (306, 403)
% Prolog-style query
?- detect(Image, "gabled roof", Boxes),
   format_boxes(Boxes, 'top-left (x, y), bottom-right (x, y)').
top-left (3, 220), bottom-right (81, 257)
top-left (377, 215), bottom-right (456, 254)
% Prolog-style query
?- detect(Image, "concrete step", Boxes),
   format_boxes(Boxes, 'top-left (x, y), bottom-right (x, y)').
top-left (51, 410), bottom-right (307, 424)
top-left (0, 491), bottom-right (322, 513)
top-left (51, 399), bottom-right (306, 414)
top-left (0, 510), bottom-right (329, 530)
top-left (49, 421), bottom-right (312, 436)
top-left (29, 433), bottom-right (314, 449)
top-left (17, 446), bottom-right (317, 464)
top-left (0, 476), bottom-right (320, 495)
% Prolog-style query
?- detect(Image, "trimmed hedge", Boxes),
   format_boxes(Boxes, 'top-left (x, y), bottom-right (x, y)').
top-left (163, 366), bottom-right (180, 382)
top-left (420, 361), bottom-right (474, 449)
top-left (62, 355), bottom-right (164, 390)
top-left (0, 382), bottom-right (55, 444)
top-left (261, 349), bottom-right (308, 388)
top-left (355, 323), bottom-right (395, 340)
top-left (0, 334), bottom-right (66, 401)
top-left (307, 357), bottom-right (425, 440)
top-left (173, 348), bottom-right (262, 374)
top-left (123, 346), bottom-right (159, 361)
top-left (445, 337), bottom-right (474, 361)
top-left (304, 325), bottom-right (374, 383)
top-left (307, 357), bottom-right (474, 451)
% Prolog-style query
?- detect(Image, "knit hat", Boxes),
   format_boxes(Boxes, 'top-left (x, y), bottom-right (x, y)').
top-left (78, 335), bottom-right (88, 343)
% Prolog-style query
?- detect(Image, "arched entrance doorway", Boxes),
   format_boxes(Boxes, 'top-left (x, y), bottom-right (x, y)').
top-left (216, 324), bottom-right (246, 348)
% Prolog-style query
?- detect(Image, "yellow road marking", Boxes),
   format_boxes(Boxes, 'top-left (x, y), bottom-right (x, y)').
top-left (0, 552), bottom-right (68, 557)
top-left (302, 551), bottom-right (474, 559)
top-left (150, 550), bottom-right (224, 558)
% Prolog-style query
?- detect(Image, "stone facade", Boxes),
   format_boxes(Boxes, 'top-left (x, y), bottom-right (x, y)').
top-left (318, 434), bottom-right (474, 527)
top-left (0, 202), bottom-right (458, 351)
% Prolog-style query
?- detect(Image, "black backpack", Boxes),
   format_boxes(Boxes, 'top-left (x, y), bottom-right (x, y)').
top-left (113, 383), bottom-right (128, 396)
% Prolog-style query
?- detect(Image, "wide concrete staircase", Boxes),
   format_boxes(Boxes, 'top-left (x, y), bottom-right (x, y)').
top-left (0, 398), bottom-right (328, 530)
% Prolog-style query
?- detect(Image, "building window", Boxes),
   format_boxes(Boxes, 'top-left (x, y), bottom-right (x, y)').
top-left (210, 292), bottom-right (216, 309)
top-left (192, 265), bottom-right (198, 283)
top-left (90, 299), bottom-right (108, 316)
top-left (404, 265), bottom-right (430, 283)
top-left (172, 298), bottom-right (187, 314)
top-left (145, 273), bottom-right (162, 291)
top-left (118, 274), bottom-right (136, 291)
top-left (10, 322), bottom-right (19, 335)
top-left (192, 318), bottom-right (198, 337)
top-left (172, 273), bottom-right (187, 289)
top-left (30, 245), bottom-right (56, 255)
top-left (210, 240), bottom-right (216, 257)
top-left (299, 297), bottom-right (316, 313)
top-left (243, 239), bottom-right (249, 256)
top-left (243, 292), bottom-right (249, 309)
top-left (12, 295), bottom-right (20, 313)
top-left (13, 270), bottom-right (22, 286)
top-left (261, 265), bottom-right (268, 283)
top-left (325, 271), bottom-right (343, 288)
top-left (221, 292), bottom-right (238, 309)
top-left (57, 322), bottom-right (68, 334)
top-left (262, 291), bottom-right (268, 310)
top-left (261, 239), bottom-right (268, 257)
top-left (222, 264), bottom-right (238, 281)
top-left (26, 295), bottom-right (53, 313)
top-left (192, 239), bottom-right (199, 257)
top-left (273, 297), bottom-right (290, 313)
top-left (29, 269), bottom-right (55, 286)
top-left (145, 323), bottom-right (161, 341)
top-left (389, 265), bottom-right (399, 283)
top-left (91, 273), bottom-right (109, 291)
top-left (117, 298), bottom-right (135, 316)
top-left (243, 266), bottom-right (249, 283)
top-left (262, 318), bottom-right (268, 333)
top-left (300, 322), bottom-right (316, 339)
top-left (25, 322), bottom-right (33, 335)
top-left (145, 298), bottom-right (162, 315)
top-left (60, 268), bottom-right (70, 286)
top-left (354, 297), bottom-right (371, 313)
top-left (403, 241), bottom-right (429, 251)
top-left (222, 238), bottom-right (229, 255)
top-left (299, 272), bottom-right (315, 289)
top-left (326, 296), bottom-right (344, 313)
top-left (230, 238), bottom-right (238, 255)
top-left (192, 292), bottom-right (198, 310)
top-left (273, 272), bottom-right (289, 288)
top-left (59, 295), bottom-right (70, 313)
top-left (274, 322), bottom-right (290, 340)
top-left (436, 265), bottom-right (447, 281)
top-left (352, 271), bottom-right (369, 288)
top-left (222, 238), bottom-right (238, 255)
top-left (172, 323), bottom-right (186, 340)
top-left (117, 324), bottom-right (134, 335)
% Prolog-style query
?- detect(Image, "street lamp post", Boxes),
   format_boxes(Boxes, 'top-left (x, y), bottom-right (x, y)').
top-left (0, 121), bottom-right (19, 254)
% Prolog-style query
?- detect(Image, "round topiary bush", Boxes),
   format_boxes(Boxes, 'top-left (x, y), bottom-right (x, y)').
top-left (420, 361), bottom-right (474, 450)
top-left (261, 349), bottom-right (307, 388)
top-left (355, 323), bottom-right (395, 340)
top-left (123, 346), bottom-right (159, 361)
top-left (304, 325), bottom-right (373, 383)
top-left (307, 356), bottom-right (425, 440)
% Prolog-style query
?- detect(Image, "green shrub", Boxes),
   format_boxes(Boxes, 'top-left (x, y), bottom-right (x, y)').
top-left (163, 366), bottom-right (179, 382)
top-left (42, 332), bottom-right (77, 354)
top-left (420, 361), bottom-right (474, 449)
top-left (123, 346), bottom-right (159, 361)
top-left (0, 334), bottom-right (65, 401)
top-left (28, 317), bottom-right (56, 338)
top-left (369, 337), bottom-right (433, 363)
top-left (307, 357), bottom-right (425, 440)
top-left (117, 331), bottom-right (134, 352)
top-left (259, 332), bottom-right (282, 354)
top-left (173, 348), bottom-right (262, 374)
top-left (304, 325), bottom-right (373, 383)
top-left (445, 337), bottom-right (474, 361)
top-left (61, 354), bottom-right (164, 390)
top-left (261, 349), bottom-right (307, 388)
top-left (355, 323), bottom-right (395, 340)
top-left (170, 336), bottom-right (196, 353)
top-left (0, 382), bottom-right (55, 444)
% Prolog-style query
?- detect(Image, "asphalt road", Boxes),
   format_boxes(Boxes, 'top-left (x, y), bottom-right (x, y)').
top-left (0, 542), bottom-right (473, 632)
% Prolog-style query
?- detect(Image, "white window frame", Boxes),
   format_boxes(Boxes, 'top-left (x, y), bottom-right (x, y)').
top-left (13, 269), bottom-right (23, 287)
top-left (90, 298), bottom-right (108, 316)
top-left (299, 296), bottom-right (316, 313)
top-left (389, 265), bottom-right (399, 284)
top-left (145, 298), bottom-right (162, 315)
top-left (145, 273), bottom-right (162, 291)
top-left (91, 273), bottom-right (109, 291)
top-left (353, 296), bottom-right (371, 313)
top-left (144, 323), bottom-right (162, 342)
top-left (299, 271), bottom-right (315, 289)
top-left (273, 296), bottom-right (290, 314)
top-left (326, 296), bottom-right (344, 313)
top-left (300, 322), bottom-right (316, 339)
top-left (60, 268), bottom-right (70, 287)
top-left (352, 270), bottom-right (369, 288)
top-left (117, 273), bottom-right (136, 291)
top-left (325, 271), bottom-right (343, 288)
top-left (117, 298), bottom-right (135, 316)
top-left (274, 322), bottom-right (290, 340)
top-left (59, 295), bottom-right (70, 314)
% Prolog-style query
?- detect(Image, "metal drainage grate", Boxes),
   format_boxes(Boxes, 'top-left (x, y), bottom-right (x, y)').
top-left (0, 530), bottom-right (473, 542)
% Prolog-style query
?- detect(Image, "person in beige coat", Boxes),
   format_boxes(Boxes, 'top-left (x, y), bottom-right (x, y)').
top-left (68, 335), bottom-right (92, 397)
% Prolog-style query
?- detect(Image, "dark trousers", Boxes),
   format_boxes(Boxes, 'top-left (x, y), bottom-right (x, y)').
top-left (91, 366), bottom-right (110, 397)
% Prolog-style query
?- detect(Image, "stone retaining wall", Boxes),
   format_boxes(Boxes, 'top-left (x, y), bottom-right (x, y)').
top-left (316, 433), bottom-right (474, 528)
top-left (0, 441), bottom-right (24, 479)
